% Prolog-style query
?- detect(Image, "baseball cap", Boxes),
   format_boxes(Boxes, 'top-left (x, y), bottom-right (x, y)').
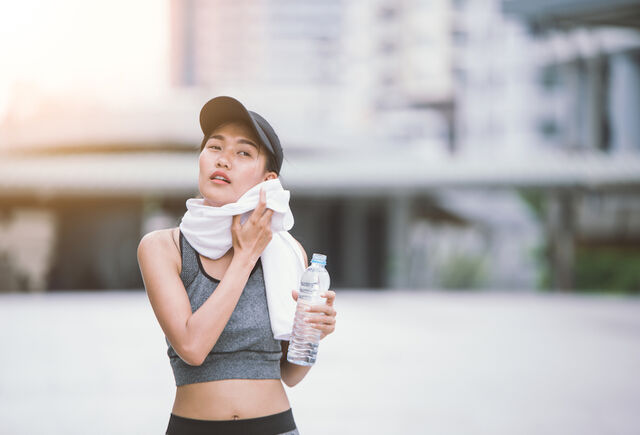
top-left (199, 96), bottom-right (284, 174)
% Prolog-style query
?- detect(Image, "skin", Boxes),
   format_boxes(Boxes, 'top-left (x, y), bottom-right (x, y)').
top-left (137, 121), bottom-right (337, 421)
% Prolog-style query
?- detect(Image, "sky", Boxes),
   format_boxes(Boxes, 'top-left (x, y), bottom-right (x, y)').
top-left (0, 0), bottom-right (169, 118)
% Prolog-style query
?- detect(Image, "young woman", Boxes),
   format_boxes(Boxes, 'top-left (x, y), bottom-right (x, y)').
top-left (137, 96), bottom-right (337, 434)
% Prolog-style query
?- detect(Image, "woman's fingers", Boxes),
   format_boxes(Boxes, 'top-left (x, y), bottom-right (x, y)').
top-left (235, 189), bottom-right (272, 230)
top-left (304, 312), bottom-right (336, 339)
top-left (230, 187), bottom-right (274, 259)
top-left (305, 291), bottom-right (337, 316)
top-left (291, 289), bottom-right (298, 301)
top-left (258, 207), bottom-right (274, 227)
top-left (305, 290), bottom-right (337, 338)
top-left (231, 214), bottom-right (241, 230)
top-left (307, 304), bottom-right (337, 317)
top-left (300, 291), bottom-right (337, 340)
top-left (305, 314), bottom-right (336, 325)
top-left (251, 187), bottom-right (267, 222)
top-left (320, 290), bottom-right (336, 307)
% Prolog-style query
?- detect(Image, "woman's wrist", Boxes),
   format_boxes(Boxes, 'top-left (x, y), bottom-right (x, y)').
top-left (231, 250), bottom-right (258, 272)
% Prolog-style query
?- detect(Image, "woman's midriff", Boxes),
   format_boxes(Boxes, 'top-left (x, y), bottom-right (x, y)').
top-left (171, 378), bottom-right (291, 420)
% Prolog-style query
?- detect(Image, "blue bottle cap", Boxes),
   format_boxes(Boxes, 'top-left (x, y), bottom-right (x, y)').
top-left (311, 253), bottom-right (327, 266)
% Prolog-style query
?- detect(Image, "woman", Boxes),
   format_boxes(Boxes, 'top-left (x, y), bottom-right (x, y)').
top-left (137, 96), bottom-right (337, 434)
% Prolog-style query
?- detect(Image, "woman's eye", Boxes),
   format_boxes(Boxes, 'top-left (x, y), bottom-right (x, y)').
top-left (239, 151), bottom-right (251, 156)
top-left (209, 145), bottom-right (221, 150)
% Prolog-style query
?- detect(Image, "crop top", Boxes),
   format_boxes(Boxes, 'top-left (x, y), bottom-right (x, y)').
top-left (165, 230), bottom-right (283, 386)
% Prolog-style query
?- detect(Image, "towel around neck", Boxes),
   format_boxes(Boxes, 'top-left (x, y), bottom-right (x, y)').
top-left (179, 178), bottom-right (294, 260)
top-left (177, 177), bottom-right (304, 341)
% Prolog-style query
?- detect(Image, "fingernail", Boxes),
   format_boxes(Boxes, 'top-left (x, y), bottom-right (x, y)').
top-left (304, 306), bottom-right (310, 311)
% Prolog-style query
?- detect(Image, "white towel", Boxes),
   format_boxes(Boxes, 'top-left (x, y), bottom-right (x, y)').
top-left (178, 178), bottom-right (306, 341)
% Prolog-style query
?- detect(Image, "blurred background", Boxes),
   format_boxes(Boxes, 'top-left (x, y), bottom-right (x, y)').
top-left (1, 0), bottom-right (640, 434)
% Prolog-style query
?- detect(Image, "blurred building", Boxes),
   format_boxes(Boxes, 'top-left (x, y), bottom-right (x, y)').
top-left (169, 0), bottom-right (351, 146)
top-left (0, 88), bottom-right (548, 293)
top-left (2, 0), bottom-right (639, 293)
top-left (346, 0), bottom-right (455, 147)
top-left (452, 0), bottom-right (640, 289)
top-left (168, 0), bottom-right (546, 291)
top-left (170, 0), bottom-right (345, 88)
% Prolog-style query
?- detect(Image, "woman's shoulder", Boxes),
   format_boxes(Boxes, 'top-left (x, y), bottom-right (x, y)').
top-left (139, 226), bottom-right (179, 247)
top-left (137, 227), bottom-right (181, 268)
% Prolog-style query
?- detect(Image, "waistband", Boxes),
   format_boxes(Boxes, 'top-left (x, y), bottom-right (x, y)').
top-left (166, 408), bottom-right (297, 435)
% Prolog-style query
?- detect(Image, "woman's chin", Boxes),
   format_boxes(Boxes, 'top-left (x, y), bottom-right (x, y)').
top-left (202, 196), bottom-right (225, 207)
top-left (201, 192), bottom-right (238, 207)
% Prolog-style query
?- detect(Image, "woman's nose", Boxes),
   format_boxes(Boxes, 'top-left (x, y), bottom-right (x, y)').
top-left (216, 154), bottom-right (231, 168)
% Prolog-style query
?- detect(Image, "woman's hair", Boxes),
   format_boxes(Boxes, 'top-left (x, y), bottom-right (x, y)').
top-left (199, 120), bottom-right (279, 176)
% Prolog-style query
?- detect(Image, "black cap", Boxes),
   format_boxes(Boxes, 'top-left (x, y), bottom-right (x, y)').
top-left (199, 96), bottom-right (284, 174)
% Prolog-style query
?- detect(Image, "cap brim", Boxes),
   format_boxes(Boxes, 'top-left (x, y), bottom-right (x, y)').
top-left (199, 96), bottom-right (276, 158)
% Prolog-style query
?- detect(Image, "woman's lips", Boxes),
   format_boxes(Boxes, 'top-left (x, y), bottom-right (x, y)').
top-left (211, 179), bottom-right (230, 185)
top-left (210, 170), bottom-right (231, 183)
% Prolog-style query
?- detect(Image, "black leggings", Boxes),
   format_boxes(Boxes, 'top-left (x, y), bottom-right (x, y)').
top-left (165, 408), bottom-right (299, 435)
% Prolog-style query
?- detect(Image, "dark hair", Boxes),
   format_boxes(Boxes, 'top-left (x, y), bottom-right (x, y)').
top-left (199, 121), bottom-right (279, 175)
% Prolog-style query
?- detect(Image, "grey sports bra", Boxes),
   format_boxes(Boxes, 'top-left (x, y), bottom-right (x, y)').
top-left (165, 230), bottom-right (283, 386)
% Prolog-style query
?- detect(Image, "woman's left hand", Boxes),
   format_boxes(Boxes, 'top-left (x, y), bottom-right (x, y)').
top-left (292, 289), bottom-right (337, 340)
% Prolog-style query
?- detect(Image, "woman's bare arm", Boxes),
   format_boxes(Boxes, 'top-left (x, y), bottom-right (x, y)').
top-left (137, 230), bottom-right (255, 366)
top-left (280, 340), bottom-right (313, 387)
top-left (138, 187), bottom-right (275, 366)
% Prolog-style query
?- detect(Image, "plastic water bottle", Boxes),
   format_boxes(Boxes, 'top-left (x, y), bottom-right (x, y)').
top-left (287, 253), bottom-right (330, 366)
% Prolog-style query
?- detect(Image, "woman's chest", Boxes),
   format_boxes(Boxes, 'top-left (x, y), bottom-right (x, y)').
top-left (184, 264), bottom-right (275, 350)
top-left (198, 254), bottom-right (231, 281)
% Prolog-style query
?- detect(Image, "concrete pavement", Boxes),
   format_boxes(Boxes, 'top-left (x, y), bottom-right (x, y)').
top-left (1, 289), bottom-right (639, 435)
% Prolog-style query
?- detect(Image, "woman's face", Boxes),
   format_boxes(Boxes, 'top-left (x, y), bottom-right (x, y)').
top-left (198, 121), bottom-right (277, 207)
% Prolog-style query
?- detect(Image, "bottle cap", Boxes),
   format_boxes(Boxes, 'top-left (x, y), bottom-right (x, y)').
top-left (311, 253), bottom-right (327, 266)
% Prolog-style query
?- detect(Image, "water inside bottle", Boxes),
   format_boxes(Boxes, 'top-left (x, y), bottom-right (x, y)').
top-left (287, 253), bottom-right (330, 366)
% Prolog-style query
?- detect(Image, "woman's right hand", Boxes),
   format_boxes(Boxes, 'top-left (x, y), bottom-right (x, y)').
top-left (231, 187), bottom-right (274, 265)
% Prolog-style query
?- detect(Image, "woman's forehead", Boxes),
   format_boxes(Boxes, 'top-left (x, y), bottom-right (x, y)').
top-left (211, 120), bottom-right (258, 139)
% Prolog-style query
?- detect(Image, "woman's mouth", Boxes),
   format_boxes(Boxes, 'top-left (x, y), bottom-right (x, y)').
top-left (210, 172), bottom-right (231, 184)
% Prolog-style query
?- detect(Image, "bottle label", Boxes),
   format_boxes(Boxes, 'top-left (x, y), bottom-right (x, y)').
top-left (299, 280), bottom-right (323, 305)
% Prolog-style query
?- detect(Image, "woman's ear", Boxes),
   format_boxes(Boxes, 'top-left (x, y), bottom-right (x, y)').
top-left (264, 172), bottom-right (278, 181)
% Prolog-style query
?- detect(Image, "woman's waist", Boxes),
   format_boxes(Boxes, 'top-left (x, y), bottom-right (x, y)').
top-left (173, 378), bottom-right (290, 420)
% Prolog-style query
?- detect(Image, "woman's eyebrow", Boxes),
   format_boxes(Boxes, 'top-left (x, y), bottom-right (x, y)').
top-left (209, 134), bottom-right (258, 149)
top-left (237, 138), bottom-right (258, 149)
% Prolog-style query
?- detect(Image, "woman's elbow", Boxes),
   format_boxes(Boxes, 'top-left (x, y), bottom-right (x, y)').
top-left (280, 364), bottom-right (301, 388)
top-left (282, 376), bottom-right (296, 388)
top-left (184, 353), bottom-right (205, 367)
top-left (176, 339), bottom-right (205, 366)
top-left (285, 378), bottom-right (301, 388)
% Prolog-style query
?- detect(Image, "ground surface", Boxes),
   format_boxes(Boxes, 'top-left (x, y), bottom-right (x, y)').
top-left (1, 289), bottom-right (639, 435)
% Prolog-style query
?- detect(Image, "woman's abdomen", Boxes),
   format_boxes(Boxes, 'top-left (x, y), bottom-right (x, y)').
top-left (172, 378), bottom-right (291, 420)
